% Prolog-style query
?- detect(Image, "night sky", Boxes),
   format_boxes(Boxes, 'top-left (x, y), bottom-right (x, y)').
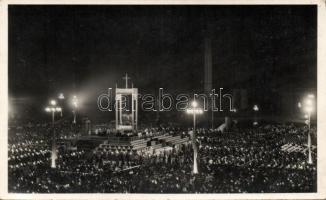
top-left (8, 5), bottom-right (317, 121)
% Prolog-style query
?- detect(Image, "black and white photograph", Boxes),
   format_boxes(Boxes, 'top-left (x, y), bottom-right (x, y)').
top-left (1, 1), bottom-right (326, 199)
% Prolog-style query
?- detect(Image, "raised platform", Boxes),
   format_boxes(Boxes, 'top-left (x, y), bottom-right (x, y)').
top-left (96, 133), bottom-right (190, 152)
top-left (69, 133), bottom-right (190, 153)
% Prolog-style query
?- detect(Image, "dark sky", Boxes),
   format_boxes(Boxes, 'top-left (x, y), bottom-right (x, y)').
top-left (9, 5), bottom-right (317, 100)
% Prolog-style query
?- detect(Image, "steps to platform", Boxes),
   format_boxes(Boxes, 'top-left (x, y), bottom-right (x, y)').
top-left (94, 134), bottom-right (190, 152)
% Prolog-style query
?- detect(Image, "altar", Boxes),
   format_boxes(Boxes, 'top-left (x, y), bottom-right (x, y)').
top-left (115, 74), bottom-right (138, 131)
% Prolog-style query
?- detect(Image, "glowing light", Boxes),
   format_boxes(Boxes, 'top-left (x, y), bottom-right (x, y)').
top-left (50, 100), bottom-right (56, 106)
top-left (298, 102), bottom-right (302, 108)
top-left (304, 114), bottom-right (309, 119)
top-left (45, 107), bottom-right (51, 112)
top-left (307, 94), bottom-right (315, 99)
top-left (55, 107), bottom-right (62, 112)
top-left (51, 152), bottom-right (56, 168)
top-left (72, 96), bottom-right (78, 108)
top-left (299, 94), bottom-right (315, 114)
top-left (191, 101), bottom-right (198, 108)
top-left (58, 93), bottom-right (65, 99)
top-left (305, 99), bottom-right (313, 106)
top-left (253, 105), bottom-right (259, 111)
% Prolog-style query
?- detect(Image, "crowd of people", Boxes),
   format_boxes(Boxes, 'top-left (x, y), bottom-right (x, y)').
top-left (8, 121), bottom-right (317, 193)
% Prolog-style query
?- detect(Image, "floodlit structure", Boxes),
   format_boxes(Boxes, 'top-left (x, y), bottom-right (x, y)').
top-left (115, 74), bottom-right (138, 131)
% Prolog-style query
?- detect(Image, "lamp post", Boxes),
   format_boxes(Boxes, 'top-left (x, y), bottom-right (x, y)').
top-left (58, 93), bottom-right (64, 117)
top-left (45, 100), bottom-right (62, 168)
top-left (186, 100), bottom-right (203, 174)
top-left (253, 104), bottom-right (259, 126)
top-left (307, 110), bottom-right (312, 164)
top-left (302, 94), bottom-right (314, 164)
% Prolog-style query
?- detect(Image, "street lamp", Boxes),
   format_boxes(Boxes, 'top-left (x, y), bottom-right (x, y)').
top-left (50, 100), bottom-right (57, 106)
top-left (186, 100), bottom-right (203, 174)
top-left (45, 99), bottom-right (62, 168)
top-left (72, 95), bottom-right (78, 124)
top-left (253, 104), bottom-right (259, 126)
top-left (301, 94), bottom-right (315, 164)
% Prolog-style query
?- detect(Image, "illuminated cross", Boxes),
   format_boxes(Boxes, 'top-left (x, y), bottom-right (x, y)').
top-left (122, 73), bottom-right (131, 88)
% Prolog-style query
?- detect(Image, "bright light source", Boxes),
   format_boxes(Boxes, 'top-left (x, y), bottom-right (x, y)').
top-left (307, 94), bottom-right (315, 99)
top-left (253, 105), bottom-right (259, 111)
top-left (299, 94), bottom-right (315, 114)
top-left (298, 102), bottom-right (302, 108)
top-left (305, 99), bottom-right (313, 106)
top-left (51, 108), bottom-right (56, 112)
top-left (58, 93), bottom-right (65, 99)
top-left (50, 100), bottom-right (56, 106)
top-left (191, 101), bottom-right (198, 108)
top-left (55, 107), bottom-right (62, 112)
top-left (45, 107), bottom-right (51, 112)
top-left (233, 108), bottom-right (237, 113)
top-left (72, 96), bottom-right (78, 108)
top-left (304, 114), bottom-right (309, 119)
top-left (72, 100), bottom-right (78, 107)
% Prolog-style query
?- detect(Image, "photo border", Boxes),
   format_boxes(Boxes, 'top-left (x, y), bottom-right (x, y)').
top-left (1, 0), bottom-right (325, 199)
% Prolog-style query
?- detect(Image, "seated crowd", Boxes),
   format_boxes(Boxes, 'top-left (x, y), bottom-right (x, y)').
top-left (8, 121), bottom-right (317, 193)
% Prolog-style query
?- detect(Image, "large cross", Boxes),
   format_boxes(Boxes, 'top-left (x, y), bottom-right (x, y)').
top-left (122, 73), bottom-right (131, 88)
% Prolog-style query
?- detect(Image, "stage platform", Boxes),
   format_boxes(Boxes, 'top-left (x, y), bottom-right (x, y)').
top-left (71, 134), bottom-right (190, 152)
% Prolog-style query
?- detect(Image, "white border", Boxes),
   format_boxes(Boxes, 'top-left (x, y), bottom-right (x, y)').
top-left (1, 0), bottom-right (325, 199)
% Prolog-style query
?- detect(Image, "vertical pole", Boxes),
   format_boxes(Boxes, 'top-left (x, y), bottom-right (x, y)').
top-left (193, 111), bottom-right (198, 174)
top-left (194, 112), bottom-right (196, 133)
top-left (115, 97), bottom-right (118, 130)
top-left (72, 110), bottom-right (77, 138)
top-left (308, 112), bottom-right (313, 164)
top-left (73, 110), bottom-right (76, 124)
top-left (119, 100), bottom-right (122, 125)
top-left (51, 111), bottom-right (56, 168)
top-left (88, 120), bottom-right (91, 135)
top-left (132, 95), bottom-right (134, 130)
top-left (135, 95), bottom-right (138, 131)
top-left (211, 107), bottom-right (214, 129)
